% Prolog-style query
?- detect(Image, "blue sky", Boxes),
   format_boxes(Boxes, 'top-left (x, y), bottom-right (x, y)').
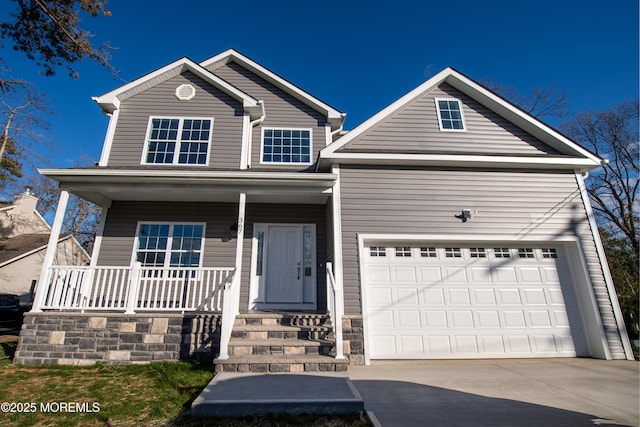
top-left (1, 0), bottom-right (638, 175)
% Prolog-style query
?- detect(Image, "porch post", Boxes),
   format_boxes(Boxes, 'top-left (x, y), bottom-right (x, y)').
top-left (31, 190), bottom-right (70, 312)
top-left (219, 192), bottom-right (247, 360)
top-left (331, 165), bottom-right (345, 359)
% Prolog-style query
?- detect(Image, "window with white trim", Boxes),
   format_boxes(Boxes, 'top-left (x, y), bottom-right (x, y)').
top-left (493, 248), bottom-right (511, 258)
top-left (542, 248), bottom-right (558, 259)
top-left (445, 247), bottom-right (462, 258)
top-left (435, 98), bottom-right (466, 131)
top-left (518, 248), bottom-right (535, 259)
top-left (420, 247), bottom-right (437, 258)
top-left (143, 117), bottom-right (212, 165)
top-left (470, 248), bottom-right (486, 258)
top-left (370, 246), bottom-right (387, 257)
top-left (262, 128), bottom-right (312, 164)
top-left (135, 223), bottom-right (205, 268)
top-left (395, 247), bottom-right (412, 257)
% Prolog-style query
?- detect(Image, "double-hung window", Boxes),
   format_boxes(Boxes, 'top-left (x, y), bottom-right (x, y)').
top-left (435, 98), bottom-right (466, 131)
top-left (261, 128), bottom-right (312, 164)
top-left (134, 223), bottom-right (205, 268)
top-left (143, 117), bottom-right (212, 165)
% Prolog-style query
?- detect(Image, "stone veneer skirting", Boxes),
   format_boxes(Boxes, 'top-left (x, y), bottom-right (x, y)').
top-left (13, 312), bottom-right (222, 366)
top-left (342, 315), bottom-right (364, 365)
top-left (13, 312), bottom-right (364, 366)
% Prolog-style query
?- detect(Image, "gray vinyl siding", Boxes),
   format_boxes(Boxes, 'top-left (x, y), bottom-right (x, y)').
top-left (210, 61), bottom-right (327, 171)
top-left (241, 203), bottom-right (327, 310)
top-left (108, 71), bottom-right (244, 169)
top-left (341, 83), bottom-right (562, 156)
top-left (97, 201), bottom-right (237, 268)
top-left (338, 166), bottom-right (625, 359)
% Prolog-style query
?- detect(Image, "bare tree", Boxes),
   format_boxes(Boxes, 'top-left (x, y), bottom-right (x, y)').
top-left (561, 99), bottom-right (639, 341)
top-left (484, 79), bottom-right (569, 119)
top-left (561, 100), bottom-right (639, 257)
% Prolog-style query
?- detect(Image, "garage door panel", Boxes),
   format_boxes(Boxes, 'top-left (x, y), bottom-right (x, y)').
top-left (448, 288), bottom-right (471, 305)
top-left (364, 243), bottom-right (580, 359)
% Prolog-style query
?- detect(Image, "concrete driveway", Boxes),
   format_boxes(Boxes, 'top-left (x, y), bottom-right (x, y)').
top-left (348, 358), bottom-right (639, 427)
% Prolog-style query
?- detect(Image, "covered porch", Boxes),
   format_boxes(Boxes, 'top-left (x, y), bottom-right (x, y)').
top-left (26, 168), bottom-right (346, 364)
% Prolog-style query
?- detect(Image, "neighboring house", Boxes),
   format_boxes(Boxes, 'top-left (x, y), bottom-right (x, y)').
top-left (0, 190), bottom-right (90, 304)
top-left (14, 49), bottom-right (634, 367)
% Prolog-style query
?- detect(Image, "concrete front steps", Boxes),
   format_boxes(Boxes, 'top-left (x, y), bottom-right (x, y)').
top-left (213, 312), bottom-right (348, 373)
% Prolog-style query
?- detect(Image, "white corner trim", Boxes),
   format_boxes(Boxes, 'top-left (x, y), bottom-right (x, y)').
top-left (98, 109), bottom-right (120, 167)
top-left (356, 233), bottom-right (372, 365)
top-left (575, 173), bottom-right (635, 360)
top-left (89, 207), bottom-right (108, 267)
top-left (240, 113), bottom-right (251, 170)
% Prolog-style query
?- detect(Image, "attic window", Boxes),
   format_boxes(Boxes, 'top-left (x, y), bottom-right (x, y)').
top-left (435, 98), bottom-right (466, 131)
top-left (175, 84), bottom-right (196, 101)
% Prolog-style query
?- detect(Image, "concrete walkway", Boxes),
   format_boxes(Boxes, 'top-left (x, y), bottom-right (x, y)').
top-left (348, 359), bottom-right (639, 427)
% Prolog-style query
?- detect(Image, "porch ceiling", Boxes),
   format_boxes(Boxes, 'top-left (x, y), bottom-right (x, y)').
top-left (39, 169), bottom-right (336, 207)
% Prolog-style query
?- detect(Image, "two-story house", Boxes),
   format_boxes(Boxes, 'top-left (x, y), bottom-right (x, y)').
top-left (14, 49), bottom-right (633, 367)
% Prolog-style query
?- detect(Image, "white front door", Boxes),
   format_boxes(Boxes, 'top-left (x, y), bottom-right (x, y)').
top-left (250, 223), bottom-right (317, 310)
top-left (265, 226), bottom-right (302, 303)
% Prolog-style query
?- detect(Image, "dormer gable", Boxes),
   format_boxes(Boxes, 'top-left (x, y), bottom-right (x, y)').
top-left (321, 67), bottom-right (603, 172)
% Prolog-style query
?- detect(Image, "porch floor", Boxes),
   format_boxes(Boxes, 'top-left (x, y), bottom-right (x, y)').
top-left (191, 372), bottom-right (364, 417)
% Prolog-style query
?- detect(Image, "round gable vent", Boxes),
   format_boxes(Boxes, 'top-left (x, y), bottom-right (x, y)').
top-left (175, 84), bottom-right (196, 101)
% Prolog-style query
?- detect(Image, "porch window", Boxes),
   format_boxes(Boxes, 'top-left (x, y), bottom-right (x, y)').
top-left (135, 223), bottom-right (205, 268)
top-left (261, 128), bottom-right (312, 164)
top-left (143, 117), bottom-right (212, 165)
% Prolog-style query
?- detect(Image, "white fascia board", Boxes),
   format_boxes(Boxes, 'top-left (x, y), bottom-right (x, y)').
top-left (200, 49), bottom-right (346, 128)
top-left (93, 57), bottom-right (260, 117)
top-left (38, 168), bottom-right (336, 186)
top-left (0, 205), bottom-right (16, 212)
top-left (324, 152), bottom-right (601, 171)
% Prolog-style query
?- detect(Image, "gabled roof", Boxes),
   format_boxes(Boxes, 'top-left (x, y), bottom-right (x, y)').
top-left (201, 49), bottom-right (346, 131)
top-left (0, 234), bottom-right (89, 268)
top-left (320, 67), bottom-right (603, 172)
top-left (93, 57), bottom-right (264, 119)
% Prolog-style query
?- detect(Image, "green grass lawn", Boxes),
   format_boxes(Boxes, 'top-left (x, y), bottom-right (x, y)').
top-left (0, 337), bottom-right (369, 427)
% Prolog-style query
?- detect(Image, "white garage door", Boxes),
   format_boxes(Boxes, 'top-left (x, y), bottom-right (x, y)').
top-left (363, 244), bottom-right (583, 359)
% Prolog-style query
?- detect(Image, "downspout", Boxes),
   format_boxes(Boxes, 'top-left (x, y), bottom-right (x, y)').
top-left (245, 101), bottom-right (265, 169)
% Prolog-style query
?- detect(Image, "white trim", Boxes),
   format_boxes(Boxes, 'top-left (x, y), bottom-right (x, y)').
top-left (323, 151), bottom-right (600, 171)
top-left (357, 232), bottom-right (613, 363)
top-left (175, 83), bottom-right (196, 101)
top-left (331, 165), bottom-right (345, 314)
top-left (321, 67), bottom-right (603, 166)
top-left (575, 173), bottom-right (634, 360)
top-left (93, 57), bottom-right (261, 118)
top-left (141, 116), bottom-right (213, 166)
top-left (90, 207), bottom-right (108, 267)
top-left (434, 97), bottom-right (467, 132)
top-left (259, 127), bottom-right (313, 166)
top-left (200, 49), bottom-right (345, 130)
top-left (249, 223), bottom-right (317, 310)
top-left (98, 109), bottom-right (119, 166)
top-left (240, 113), bottom-right (251, 170)
top-left (130, 221), bottom-right (206, 269)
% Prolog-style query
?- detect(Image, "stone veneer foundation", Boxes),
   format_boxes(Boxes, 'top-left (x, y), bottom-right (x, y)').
top-left (13, 312), bottom-right (365, 366)
top-left (13, 312), bottom-right (222, 365)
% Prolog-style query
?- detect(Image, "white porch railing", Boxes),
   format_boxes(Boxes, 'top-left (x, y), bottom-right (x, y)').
top-left (326, 262), bottom-right (345, 359)
top-left (38, 264), bottom-right (235, 313)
